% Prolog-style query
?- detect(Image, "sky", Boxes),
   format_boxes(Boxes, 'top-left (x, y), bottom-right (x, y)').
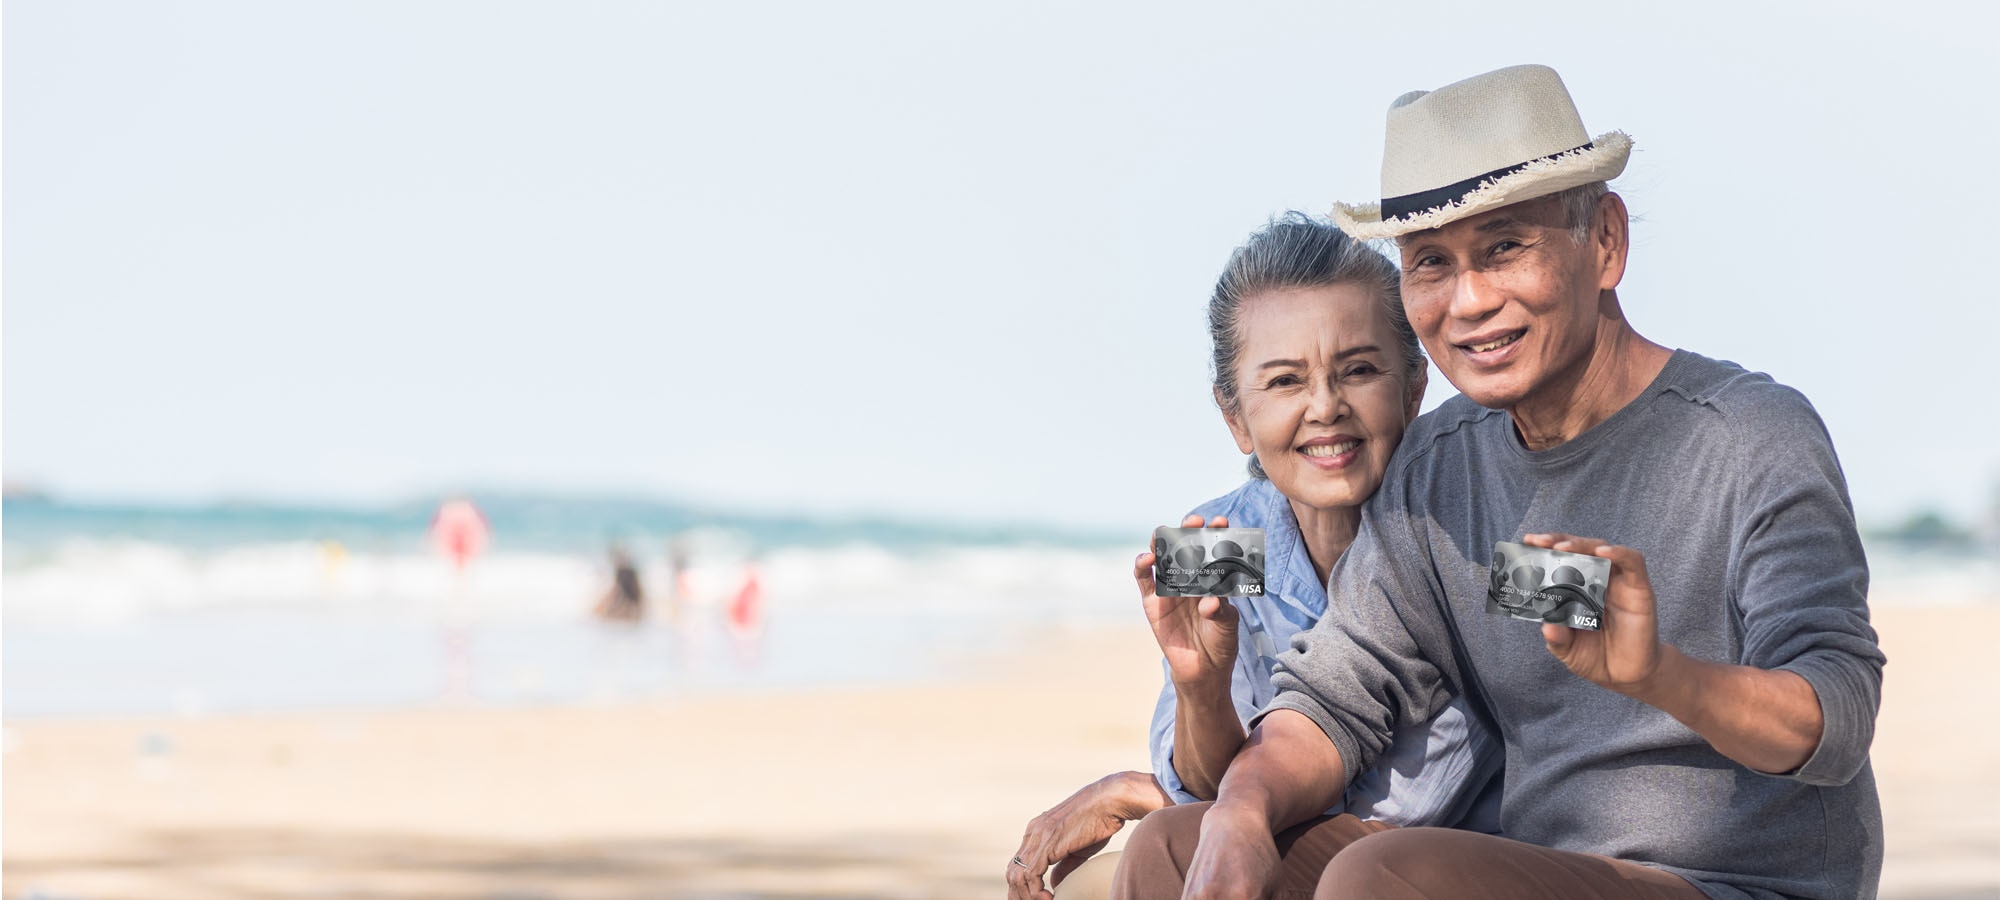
top-left (5, 0), bottom-right (1997, 532)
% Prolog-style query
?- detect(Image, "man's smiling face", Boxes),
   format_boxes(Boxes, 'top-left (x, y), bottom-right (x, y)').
top-left (1395, 193), bottom-right (1616, 412)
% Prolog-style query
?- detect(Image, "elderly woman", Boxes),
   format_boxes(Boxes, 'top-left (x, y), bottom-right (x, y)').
top-left (1005, 214), bottom-right (1503, 900)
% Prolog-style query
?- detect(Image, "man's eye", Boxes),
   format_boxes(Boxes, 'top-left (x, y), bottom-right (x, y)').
top-left (1490, 240), bottom-right (1522, 256)
top-left (1415, 254), bottom-right (1445, 268)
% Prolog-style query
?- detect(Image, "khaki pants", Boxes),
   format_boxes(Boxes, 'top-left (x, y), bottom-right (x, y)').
top-left (1108, 802), bottom-right (1708, 900)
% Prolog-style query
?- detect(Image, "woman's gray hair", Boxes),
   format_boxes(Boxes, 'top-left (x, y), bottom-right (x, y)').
top-left (1208, 212), bottom-right (1425, 479)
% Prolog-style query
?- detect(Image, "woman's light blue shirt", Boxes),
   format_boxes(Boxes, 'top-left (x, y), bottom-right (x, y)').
top-left (1148, 478), bottom-right (1504, 829)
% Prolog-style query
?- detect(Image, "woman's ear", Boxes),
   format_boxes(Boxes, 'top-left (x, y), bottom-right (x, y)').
top-left (1217, 387), bottom-right (1255, 455)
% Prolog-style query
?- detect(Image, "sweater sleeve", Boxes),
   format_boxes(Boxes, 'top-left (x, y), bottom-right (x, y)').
top-left (1254, 501), bottom-right (1452, 788)
top-left (1728, 387), bottom-right (1885, 786)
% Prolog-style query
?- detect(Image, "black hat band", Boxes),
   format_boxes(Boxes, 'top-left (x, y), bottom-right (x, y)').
top-left (1379, 141), bottom-right (1594, 223)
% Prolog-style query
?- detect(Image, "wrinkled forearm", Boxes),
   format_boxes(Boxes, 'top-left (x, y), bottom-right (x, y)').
top-left (1102, 770), bottom-right (1174, 820)
top-left (1633, 644), bottom-right (1824, 775)
top-left (1169, 676), bottom-right (1247, 800)
top-left (1210, 709), bottom-right (1347, 832)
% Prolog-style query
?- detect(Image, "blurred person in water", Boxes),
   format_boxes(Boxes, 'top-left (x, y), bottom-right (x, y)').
top-left (429, 496), bottom-right (489, 701)
top-left (1005, 214), bottom-right (1503, 900)
top-left (429, 497), bottom-right (490, 574)
top-left (594, 543), bottom-right (645, 622)
top-left (664, 534), bottom-right (693, 627)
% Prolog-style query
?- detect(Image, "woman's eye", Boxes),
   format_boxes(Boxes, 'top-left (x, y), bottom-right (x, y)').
top-left (1345, 364), bottom-right (1380, 378)
top-left (1266, 374), bottom-right (1302, 388)
top-left (1490, 240), bottom-right (1522, 256)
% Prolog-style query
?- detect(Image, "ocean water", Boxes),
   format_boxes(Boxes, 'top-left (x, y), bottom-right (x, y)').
top-left (4, 496), bottom-right (1992, 719)
top-left (2, 495), bottom-right (1142, 718)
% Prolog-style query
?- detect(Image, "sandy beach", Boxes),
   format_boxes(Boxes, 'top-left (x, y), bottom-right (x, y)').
top-left (5, 604), bottom-right (1996, 899)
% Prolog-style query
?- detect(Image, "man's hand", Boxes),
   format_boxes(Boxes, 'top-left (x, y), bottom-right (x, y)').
top-left (1180, 802), bottom-right (1282, 900)
top-left (1179, 711), bottom-right (1345, 899)
top-left (1526, 533), bottom-right (1663, 695)
top-left (1524, 533), bottom-right (1826, 774)
top-left (1007, 771), bottom-right (1168, 900)
top-left (1140, 514), bottom-right (1240, 691)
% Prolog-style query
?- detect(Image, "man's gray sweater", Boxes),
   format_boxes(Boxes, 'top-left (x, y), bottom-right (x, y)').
top-left (1262, 350), bottom-right (1885, 900)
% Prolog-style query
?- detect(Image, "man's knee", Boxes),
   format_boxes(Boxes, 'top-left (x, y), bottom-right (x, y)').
top-left (1109, 801), bottom-right (1210, 898)
top-left (1315, 827), bottom-right (1453, 900)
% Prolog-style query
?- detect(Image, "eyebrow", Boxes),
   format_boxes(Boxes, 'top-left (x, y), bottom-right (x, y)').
top-left (1400, 216), bottom-right (1529, 246)
top-left (1254, 345), bottom-right (1382, 370)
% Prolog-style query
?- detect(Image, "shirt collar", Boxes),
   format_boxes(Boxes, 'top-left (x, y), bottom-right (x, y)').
top-left (1253, 480), bottom-right (1329, 618)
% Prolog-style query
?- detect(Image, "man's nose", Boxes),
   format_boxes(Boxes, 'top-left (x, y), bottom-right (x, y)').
top-left (1449, 269), bottom-right (1506, 321)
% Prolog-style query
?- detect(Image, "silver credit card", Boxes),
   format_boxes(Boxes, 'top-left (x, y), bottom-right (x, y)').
top-left (1152, 527), bottom-right (1266, 597)
top-left (1486, 541), bottom-right (1610, 630)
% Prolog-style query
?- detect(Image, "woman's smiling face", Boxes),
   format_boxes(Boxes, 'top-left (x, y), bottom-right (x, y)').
top-left (1223, 283), bottom-right (1424, 513)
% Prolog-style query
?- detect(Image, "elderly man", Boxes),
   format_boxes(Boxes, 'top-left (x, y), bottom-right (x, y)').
top-left (1110, 65), bottom-right (1883, 900)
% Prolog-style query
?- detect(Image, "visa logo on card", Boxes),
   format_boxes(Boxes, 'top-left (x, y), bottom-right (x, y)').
top-left (1153, 527), bottom-right (1266, 598)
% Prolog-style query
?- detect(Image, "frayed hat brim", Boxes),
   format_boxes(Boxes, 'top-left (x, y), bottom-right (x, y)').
top-left (1332, 132), bottom-right (1632, 241)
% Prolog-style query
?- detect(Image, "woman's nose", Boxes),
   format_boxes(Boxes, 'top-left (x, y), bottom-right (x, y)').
top-left (1308, 378), bottom-right (1349, 424)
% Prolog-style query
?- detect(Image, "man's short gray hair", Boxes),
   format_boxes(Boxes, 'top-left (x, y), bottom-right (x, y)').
top-left (1557, 181), bottom-right (1610, 243)
top-left (1209, 212), bottom-right (1425, 480)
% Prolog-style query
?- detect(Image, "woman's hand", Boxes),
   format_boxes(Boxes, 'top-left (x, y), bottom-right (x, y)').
top-left (1007, 771), bottom-right (1169, 900)
top-left (1139, 514), bottom-right (1240, 691)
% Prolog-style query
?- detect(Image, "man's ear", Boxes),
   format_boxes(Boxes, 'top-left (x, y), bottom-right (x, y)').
top-left (1404, 364), bottom-right (1429, 424)
top-left (1593, 191), bottom-right (1630, 292)
top-left (1217, 387), bottom-right (1255, 455)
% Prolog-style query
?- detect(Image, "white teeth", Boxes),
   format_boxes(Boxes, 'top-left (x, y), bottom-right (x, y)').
top-left (1468, 332), bottom-right (1521, 353)
top-left (1302, 440), bottom-right (1359, 458)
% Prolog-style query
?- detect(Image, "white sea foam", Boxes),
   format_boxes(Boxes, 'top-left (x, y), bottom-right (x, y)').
top-left (0, 537), bottom-right (1138, 627)
top-left (2, 536), bottom-right (1147, 716)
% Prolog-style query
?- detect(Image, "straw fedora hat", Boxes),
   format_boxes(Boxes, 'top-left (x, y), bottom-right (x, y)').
top-left (1331, 64), bottom-right (1631, 241)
